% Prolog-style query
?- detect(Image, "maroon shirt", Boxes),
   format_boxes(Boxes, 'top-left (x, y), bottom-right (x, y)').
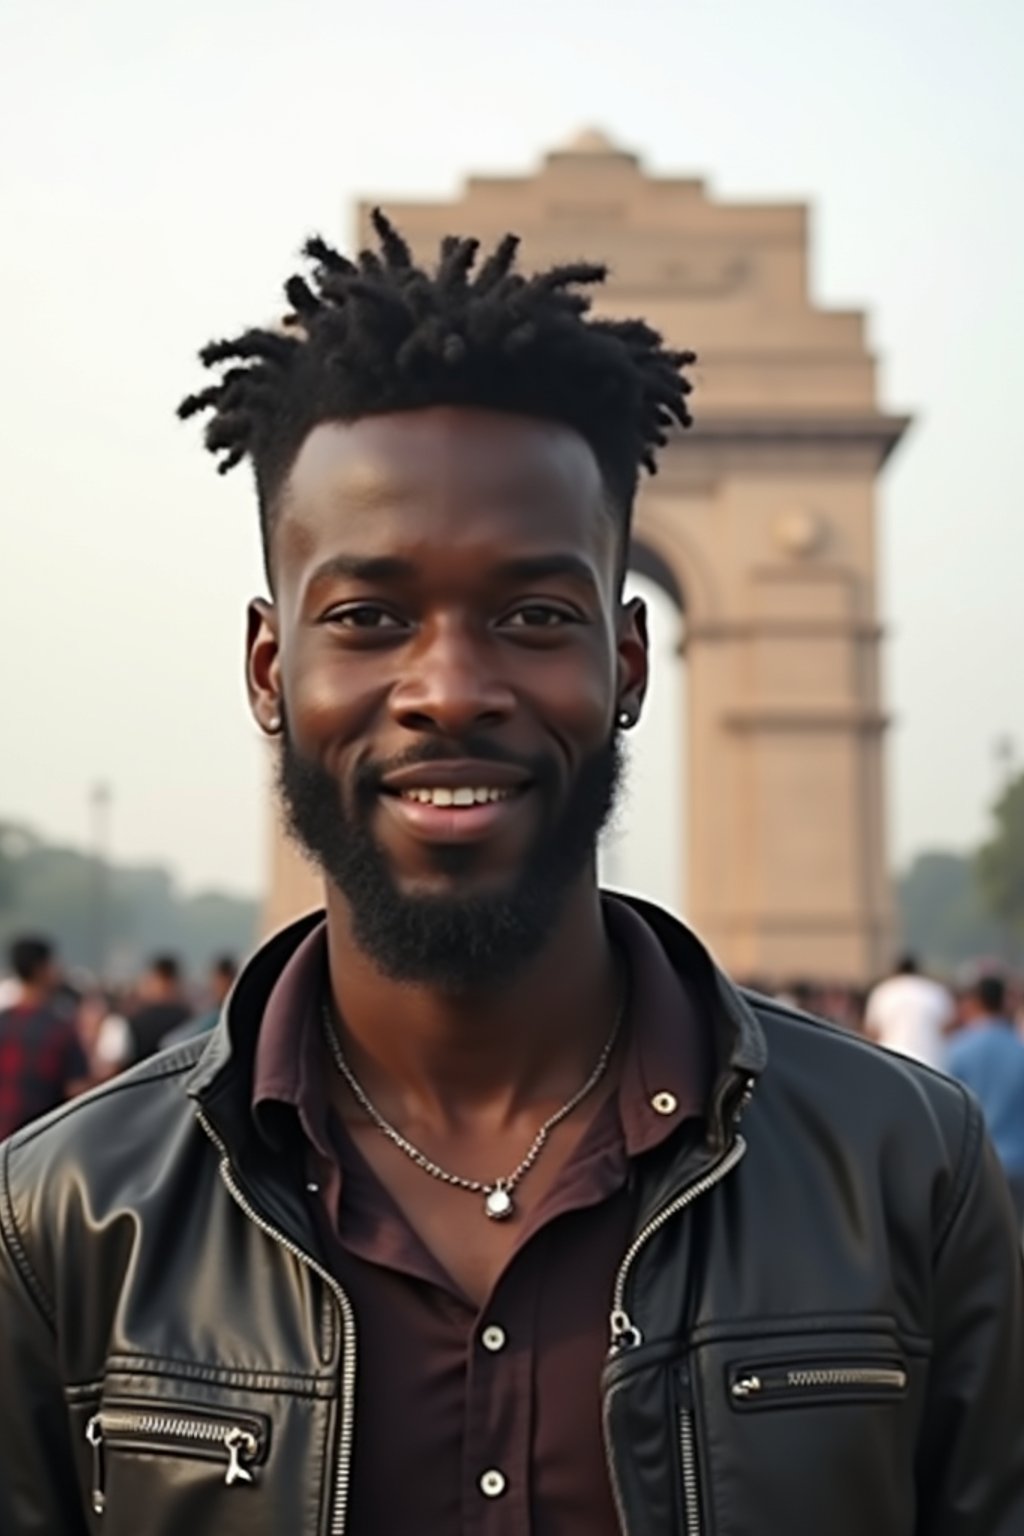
top-left (253, 897), bottom-right (709, 1534)
top-left (0, 1001), bottom-right (87, 1140)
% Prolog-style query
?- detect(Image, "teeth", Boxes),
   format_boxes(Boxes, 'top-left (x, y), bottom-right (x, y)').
top-left (400, 786), bottom-right (514, 807)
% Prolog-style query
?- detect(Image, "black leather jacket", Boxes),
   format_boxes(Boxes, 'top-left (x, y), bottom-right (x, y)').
top-left (2, 900), bottom-right (1022, 1535)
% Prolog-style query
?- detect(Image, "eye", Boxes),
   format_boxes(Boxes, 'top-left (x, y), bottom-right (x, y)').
top-left (326, 603), bottom-right (406, 631)
top-left (502, 603), bottom-right (579, 629)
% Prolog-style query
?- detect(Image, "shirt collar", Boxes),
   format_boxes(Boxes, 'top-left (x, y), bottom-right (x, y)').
top-left (251, 921), bottom-right (334, 1159)
top-left (251, 895), bottom-right (711, 1160)
top-left (602, 895), bottom-right (710, 1156)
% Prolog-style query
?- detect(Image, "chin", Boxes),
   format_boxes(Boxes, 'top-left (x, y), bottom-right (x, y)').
top-left (390, 861), bottom-right (522, 903)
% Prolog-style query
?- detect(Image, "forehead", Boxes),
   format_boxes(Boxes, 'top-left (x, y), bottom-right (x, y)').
top-left (274, 407), bottom-right (616, 576)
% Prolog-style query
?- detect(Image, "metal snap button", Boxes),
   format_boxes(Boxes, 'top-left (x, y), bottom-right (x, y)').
top-left (481, 1325), bottom-right (507, 1353)
top-left (479, 1469), bottom-right (507, 1498)
top-left (651, 1091), bottom-right (678, 1115)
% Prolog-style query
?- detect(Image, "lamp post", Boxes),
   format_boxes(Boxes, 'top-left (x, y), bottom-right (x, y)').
top-left (991, 736), bottom-right (1018, 969)
top-left (994, 735), bottom-right (1016, 795)
top-left (89, 782), bottom-right (112, 983)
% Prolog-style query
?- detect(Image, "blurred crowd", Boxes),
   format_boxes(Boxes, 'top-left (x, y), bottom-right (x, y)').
top-left (0, 935), bottom-right (236, 1142)
top-left (2, 933), bottom-right (1023, 1222)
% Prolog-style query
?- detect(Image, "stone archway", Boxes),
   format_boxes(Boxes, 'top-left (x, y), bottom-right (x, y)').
top-left (599, 543), bottom-right (688, 917)
top-left (264, 130), bottom-right (909, 984)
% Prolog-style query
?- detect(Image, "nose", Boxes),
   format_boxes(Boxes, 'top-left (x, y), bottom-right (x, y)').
top-left (389, 619), bottom-right (516, 735)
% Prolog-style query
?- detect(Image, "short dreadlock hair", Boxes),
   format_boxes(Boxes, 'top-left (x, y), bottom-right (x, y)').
top-left (179, 210), bottom-right (695, 580)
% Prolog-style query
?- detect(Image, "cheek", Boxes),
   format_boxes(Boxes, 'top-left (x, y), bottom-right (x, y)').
top-left (522, 648), bottom-right (614, 741)
top-left (281, 640), bottom-right (387, 748)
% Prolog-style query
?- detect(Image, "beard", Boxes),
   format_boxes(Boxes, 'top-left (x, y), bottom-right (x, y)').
top-left (276, 726), bottom-right (624, 991)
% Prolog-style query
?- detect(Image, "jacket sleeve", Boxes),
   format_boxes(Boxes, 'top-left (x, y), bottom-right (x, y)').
top-left (0, 1140), bottom-right (90, 1535)
top-left (918, 1098), bottom-right (1024, 1535)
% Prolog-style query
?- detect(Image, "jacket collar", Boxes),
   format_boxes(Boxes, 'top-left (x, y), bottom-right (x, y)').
top-left (187, 896), bottom-right (767, 1158)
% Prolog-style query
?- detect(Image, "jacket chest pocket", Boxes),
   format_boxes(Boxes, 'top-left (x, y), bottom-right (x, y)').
top-left (85, 1401), bottom-right (270, 1516)
top-left (673, 1358), bottom-right (909, 1536)
top-left (687, 1324), bottom-right (926, 1536)
top-left (68, 1362), bottom-right (335, 1536)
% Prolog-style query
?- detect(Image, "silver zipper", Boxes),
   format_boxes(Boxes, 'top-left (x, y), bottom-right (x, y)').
top-left (608, 1135), bottom-right (748, 1352)
top-left (678, 1404), bottom-right (701, 1535)
top-left (600, 1380), bottom-right (633, 1536)
top-left (601, 1131), bottom-right (747, 1534)
top-left (731, 1364), bottom-right (908, 1399)
top-left (84, 1411), bottom-right (259, 1513)
top-left (195, 1107), bottom-right (357, 1536)
top-left (85, 1416), bottom-right (106, 1515)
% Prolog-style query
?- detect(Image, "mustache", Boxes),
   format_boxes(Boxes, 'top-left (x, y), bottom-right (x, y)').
top-left (354, 737), bottom-right (556, 795)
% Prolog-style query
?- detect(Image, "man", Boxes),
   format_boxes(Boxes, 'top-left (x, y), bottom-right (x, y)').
top-left (0, 935), bottom-right (89, 1139)
top-left (207, 952), bottom-right (238, 1013)
top-left (127, 952), bottom-right (192, 1061)
top-left (949, 974), bottom-right (1024, 1220)
top-left (161, 953), bottom-right (239, 1048)
top-left (0, 215), bottom-right (1021, 1535)
top-left (864, 951), bottom-right (954, 1070)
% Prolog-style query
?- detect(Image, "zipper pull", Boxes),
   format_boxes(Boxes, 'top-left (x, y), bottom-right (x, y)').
top-left (609, 1308), bottom-right (644, 1354)
top-left (224, 1427), bottom-right (257, 1487)
top-left (734, 1078), bottom-right (756, 1125)
top-left (85, 1415), bottom-right (106, 1514)
top-left (731, 1375), bottom-right (762, 1399)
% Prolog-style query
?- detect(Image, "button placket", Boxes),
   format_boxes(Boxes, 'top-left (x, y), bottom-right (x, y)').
top-left (463, 1272), bottom-right (531, 1533)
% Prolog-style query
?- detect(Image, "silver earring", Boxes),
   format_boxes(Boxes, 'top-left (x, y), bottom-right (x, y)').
top-left (265, 712), bottom-right (282, 735)
top-left (618, 709), bottom-right (634, 730)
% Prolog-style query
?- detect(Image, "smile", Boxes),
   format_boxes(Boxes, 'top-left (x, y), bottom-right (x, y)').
top-left (397, 786), bottom-right (517, 807)
top-left (379, 782), bottom-right (530, 845)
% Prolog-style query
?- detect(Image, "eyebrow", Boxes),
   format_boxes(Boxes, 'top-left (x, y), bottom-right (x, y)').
top-left (307, 554), bottom-right (417, 588)
top-left (492, 554), bottom-right (598, 588)
top-left (307, 551), bottom-right (600, 591)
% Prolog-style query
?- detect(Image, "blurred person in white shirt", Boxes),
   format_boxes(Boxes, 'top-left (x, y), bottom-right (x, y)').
top-left (865, 953), bottom-right (954, 1071)
top-left (77, 991), bottom-right (133, 1082)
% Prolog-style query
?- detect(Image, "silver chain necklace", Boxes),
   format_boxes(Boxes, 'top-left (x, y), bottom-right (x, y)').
top-left (321, 985), bottom-right (625, 1221)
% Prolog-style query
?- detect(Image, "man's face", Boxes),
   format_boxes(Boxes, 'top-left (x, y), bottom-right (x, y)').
top-left (248, 407), bottom-right (648, 987)
top-left (141, 969), bottom-right (173, 1002)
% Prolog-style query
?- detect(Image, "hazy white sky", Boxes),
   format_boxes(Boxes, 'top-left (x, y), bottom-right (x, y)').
top-left (1, 0), bottom-right (1022, 903)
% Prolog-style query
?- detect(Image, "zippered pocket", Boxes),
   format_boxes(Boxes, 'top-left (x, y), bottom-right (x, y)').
top-left (728, 1358), bottom-right (908, 1409)
top-left (84, 1402), bottom-right (269, 1514)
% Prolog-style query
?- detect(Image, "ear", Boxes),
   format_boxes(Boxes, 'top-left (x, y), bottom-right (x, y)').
top-left (246, 598), bottom-right (283, 734)
top-left (616, 595), bottom-right (649, 727)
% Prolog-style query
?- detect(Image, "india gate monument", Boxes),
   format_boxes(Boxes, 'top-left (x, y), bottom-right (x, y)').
top-left (266, 130), bottom-right (909, 985)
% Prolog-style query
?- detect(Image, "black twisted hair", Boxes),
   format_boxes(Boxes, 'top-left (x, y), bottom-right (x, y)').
top-left (179, 209), bottom-right (695, 577)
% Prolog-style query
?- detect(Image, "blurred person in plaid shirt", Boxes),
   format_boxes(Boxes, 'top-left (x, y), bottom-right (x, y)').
top-left (0, 936), bottom-right (90, 1139)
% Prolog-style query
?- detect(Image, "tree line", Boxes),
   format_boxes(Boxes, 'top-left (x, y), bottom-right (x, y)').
top-left (897, 768), bottom-right (1023, 974)
top-left (0, 820), bottom-right (257, 981)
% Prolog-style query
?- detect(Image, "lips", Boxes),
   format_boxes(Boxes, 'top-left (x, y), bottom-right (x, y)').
top-left (377, 760), bottom-right (533, 845)
top-left (380, 759), bottom-right (531, 795)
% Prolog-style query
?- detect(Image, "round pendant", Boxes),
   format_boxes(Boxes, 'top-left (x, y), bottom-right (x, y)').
top-left (484, 1186), bottom-right (514, 1220)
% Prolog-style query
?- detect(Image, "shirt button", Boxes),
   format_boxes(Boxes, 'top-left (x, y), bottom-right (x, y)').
top-left (651, 1091), bottom-right (678, 1115)
top-left (479, 1469), bottom-right (507, 1499)
top-left (481, 1325), bottom-right (507, 1353)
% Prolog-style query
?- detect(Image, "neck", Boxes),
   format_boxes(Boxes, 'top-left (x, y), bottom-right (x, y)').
top-left (324, 878), bottom-right (620, 1123)
top-left (19, 983), bottom-right (49, 1009)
